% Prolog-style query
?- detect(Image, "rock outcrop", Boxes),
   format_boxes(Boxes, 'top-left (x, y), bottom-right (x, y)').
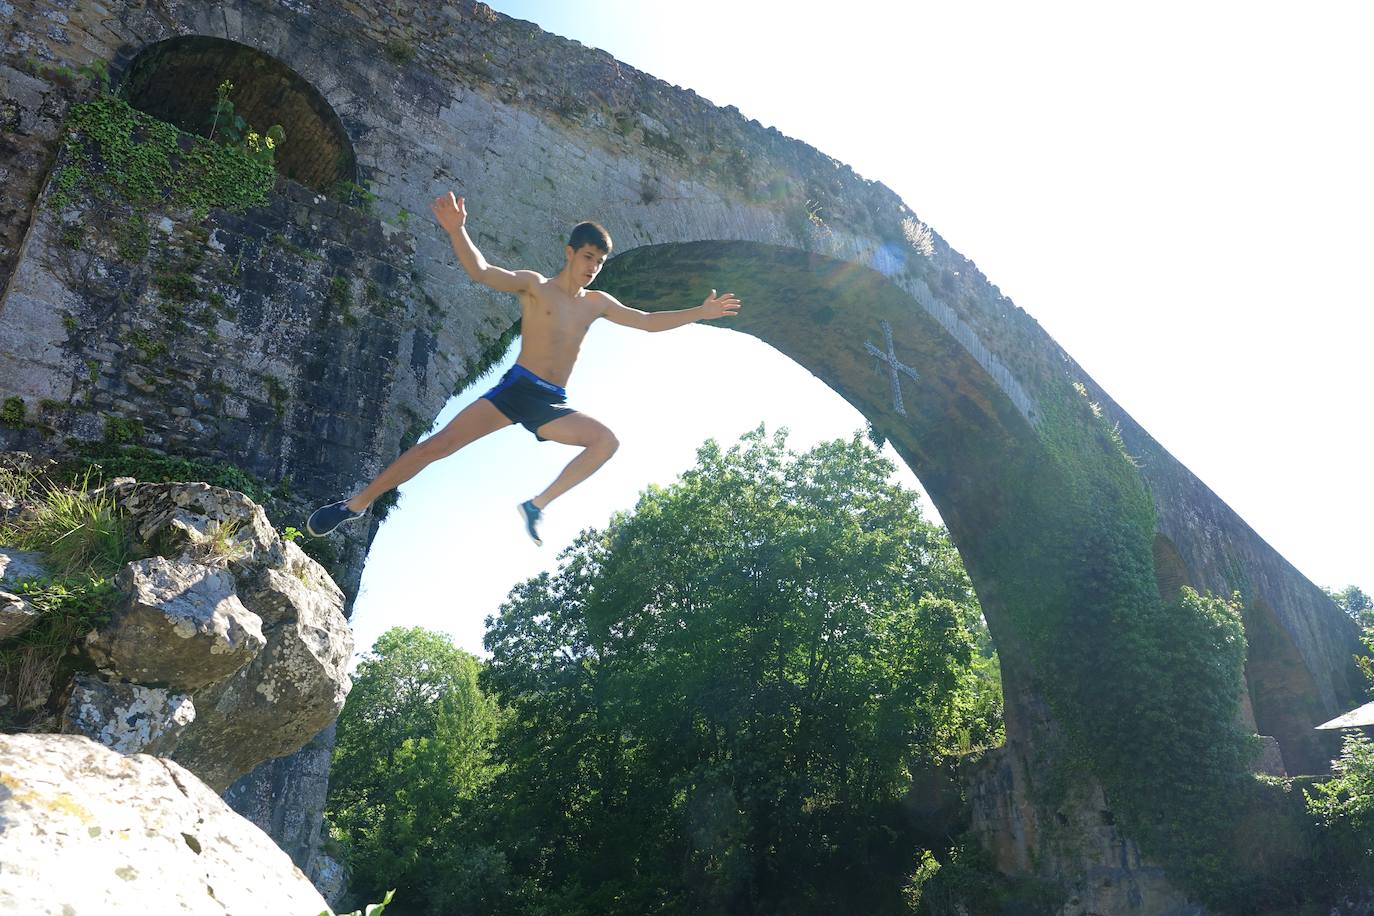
top-left (1, 478), bottom-right (352, 792)
top-left (0, 732), bottom-right (332, 914)
top-left (2, 467), bottom-right (352, 903)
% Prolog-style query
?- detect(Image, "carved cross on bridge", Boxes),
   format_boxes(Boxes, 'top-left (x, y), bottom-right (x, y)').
top-left (865, 320), bottom-right (920, 417)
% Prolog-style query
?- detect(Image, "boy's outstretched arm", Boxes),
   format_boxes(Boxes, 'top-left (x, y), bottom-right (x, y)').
top-left (430, 192), bottom-right (539, 294)
top-left (599, 289), bottom-right (741, 332)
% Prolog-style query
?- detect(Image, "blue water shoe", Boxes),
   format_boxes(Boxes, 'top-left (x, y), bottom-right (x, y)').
top-left (517, 499), bottom-right (543, 546)
top-left (306, 499), bottom-right (365, 537)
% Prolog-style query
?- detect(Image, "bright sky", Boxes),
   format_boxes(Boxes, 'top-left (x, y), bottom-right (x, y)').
top-left (348, 1), bottom-right (1373, 661)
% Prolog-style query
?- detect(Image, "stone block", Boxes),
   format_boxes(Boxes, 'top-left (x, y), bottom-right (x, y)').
top-left (84, 557), bottom-right (265, 690)
top-left (60, 674), bottom-right (195, 756)
top-left (0, 590), bottom-right (40, 640)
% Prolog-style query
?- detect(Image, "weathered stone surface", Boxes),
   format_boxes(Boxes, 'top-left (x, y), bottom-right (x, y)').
top-left (0, 733), bottom-right (330, 914)
top-left (101, 480), bottom-right (288, 580)
top-left (226, 720), bottom-right (345, 906)
top-left (0, 544), bottom-right (48, 586)
top-left (0, 588), bottom-right (40, 639)
top-left (311, 851), bottom-right (349, 908)
top-left (1253, 734), bottom-right (1286, 777)
top-left (965, 739), bottom-right (1203, 915)
top-left (172, 556), bottom-right (351, 792)
top-left (84, 556), bottom-right (265, 690)
top-left (60, 673), bottom-right (195, 756)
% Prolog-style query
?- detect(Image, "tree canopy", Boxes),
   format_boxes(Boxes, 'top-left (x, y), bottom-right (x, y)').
top-left (328, 429), bottom-right (1000, 915)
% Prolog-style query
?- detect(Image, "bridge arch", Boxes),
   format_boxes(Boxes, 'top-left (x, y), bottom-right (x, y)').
top-left (595, 239), bottom-right (1105, 745)
top-left (115, 36), bottom-right (356, 191)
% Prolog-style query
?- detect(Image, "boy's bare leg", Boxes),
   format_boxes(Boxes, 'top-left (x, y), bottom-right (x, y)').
top-left (346, 399), bottom-right (512, 511)
top-left (529, 413), bottom-right (620, 509)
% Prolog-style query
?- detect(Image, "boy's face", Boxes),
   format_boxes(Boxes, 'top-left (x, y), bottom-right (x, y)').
top-left (565, 243), bottom-right (609, 285)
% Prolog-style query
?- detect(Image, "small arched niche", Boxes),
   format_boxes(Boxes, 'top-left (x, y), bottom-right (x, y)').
top-left (1243, 594), bottom-right (1334, 775)
top-left (117, 36), bottom-right (356, 191)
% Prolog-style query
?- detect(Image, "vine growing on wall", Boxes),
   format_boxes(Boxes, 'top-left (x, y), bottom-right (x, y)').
top-left (988, 381), bottom-right (1315, 909)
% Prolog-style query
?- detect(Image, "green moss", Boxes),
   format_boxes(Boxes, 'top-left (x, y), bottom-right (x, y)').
top-left (102, 415), bottom-right (144, 445)
top-left (330, 179), bottom-right (377, 214)
top-left (270, 232), bottom-right (323, 262)
top-left (0, 574), bottom-right (117, 727)
top-left (327, 275), bottom-right (356, 326)
top-left (1, 397), bottom-right (26, 427)
top-left (114, 213), bottom-right (150, 262)
top-left (59, 222), bottom-right (84, 250)
top-left (263, 374), bottom-right (289, 421)
top-left (48, 94), bottom-right (274, 219)
top-left (384, 38), bottom-right (416, 65)
top-left (65, 443), bottom-right (275, 505)
top-left (126, 329), bottom-right (168, 362)
top-left (153, 270), bottom-right (197, 304)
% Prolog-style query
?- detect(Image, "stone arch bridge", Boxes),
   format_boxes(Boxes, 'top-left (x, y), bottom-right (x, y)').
top-left (0, 1), bottom-right (1362, 907)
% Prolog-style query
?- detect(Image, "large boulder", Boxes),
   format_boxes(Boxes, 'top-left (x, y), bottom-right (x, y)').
top-left (74, 482), bottom-right (355, 792)
top-left (172, 542), bottom-right (352, 791)
top-left (3, 478), bottom-right (351, 797)
top-left (0, 733), bottom-right (332, 914)
top-left (84, 556), bottom-right (266, 689)
top-left (98, 480), bottom-right (288, 577)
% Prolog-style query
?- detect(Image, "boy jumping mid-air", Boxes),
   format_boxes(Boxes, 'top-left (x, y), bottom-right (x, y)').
top-left (306, 191), bottom-right (742, 545)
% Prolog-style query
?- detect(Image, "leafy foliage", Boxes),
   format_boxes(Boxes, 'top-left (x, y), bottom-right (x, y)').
top-left (0, 574), bottom-right (116, 726)
top-left (479, 428), bottom-right (991, 915)
top-left (969, 381), bottom-right (1268, 907)
top-left (1327, 584), bottom-right (1374, 627)
top-left (64, 444), bottom-right (279, 504)
top-left (1307, 733), bottom-right (1374, 862)
top-left (50, 92), bottom-right (275, 218)
top-left (327, 628), bottom-right (506, 914)
top-left (322, 888), bottom-right (395, 916)
top-left (326, 430), bottom-right (998, 915)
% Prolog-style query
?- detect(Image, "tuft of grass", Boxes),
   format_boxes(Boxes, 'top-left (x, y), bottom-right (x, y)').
top-left (0, 574), bottom-right (116, 726)
top-left (0, 464), bottom-right (37, 507)
top-left (0, 469), bottom-right (130, 579)
top-left (192, 517), bottom-right (248, 568)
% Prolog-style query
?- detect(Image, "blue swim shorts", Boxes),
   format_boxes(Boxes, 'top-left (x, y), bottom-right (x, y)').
top-left (481, 364), bottom-right (577, 441)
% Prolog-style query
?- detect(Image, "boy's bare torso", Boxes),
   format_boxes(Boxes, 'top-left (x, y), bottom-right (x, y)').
top-left (513, 276), bottom-right (607, 387)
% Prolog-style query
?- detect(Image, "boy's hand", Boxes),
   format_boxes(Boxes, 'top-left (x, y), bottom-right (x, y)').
top-left (431, 192), bottom-right (467, 235)
top-left (700, 289), bottom-right (741, 320)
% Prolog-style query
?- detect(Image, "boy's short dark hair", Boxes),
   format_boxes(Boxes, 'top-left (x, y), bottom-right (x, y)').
top-left (568, 221), bottom-right (612, 253)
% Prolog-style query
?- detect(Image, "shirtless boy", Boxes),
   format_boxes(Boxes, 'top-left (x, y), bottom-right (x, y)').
top-left (306, 192), bottom-right (742, 545)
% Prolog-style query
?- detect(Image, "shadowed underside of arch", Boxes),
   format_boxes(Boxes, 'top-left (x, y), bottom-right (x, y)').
top-left (599, 240), bottom-right (1105, 738)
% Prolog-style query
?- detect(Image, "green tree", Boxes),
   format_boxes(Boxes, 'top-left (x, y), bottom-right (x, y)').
top-left (1326, 584), bottom-right (1374, 626)
top-left (327, 627), bottom-right (506, 914)
top-left (482, 428), bottom-right (995, 915)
